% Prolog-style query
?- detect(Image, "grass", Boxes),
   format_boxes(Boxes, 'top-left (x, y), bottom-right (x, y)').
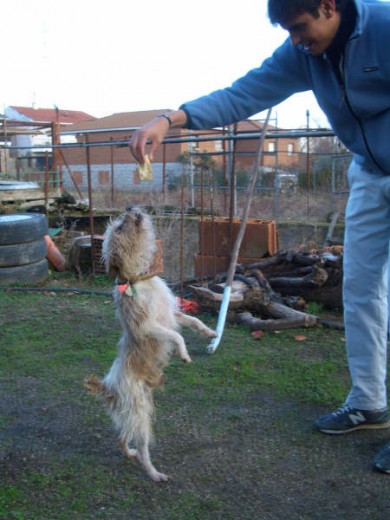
top-left (0, 272), bottom-right (363, 520)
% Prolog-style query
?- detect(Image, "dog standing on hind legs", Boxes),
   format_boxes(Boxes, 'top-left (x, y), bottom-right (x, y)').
top-left (84, 207), bottom-right (216, 482)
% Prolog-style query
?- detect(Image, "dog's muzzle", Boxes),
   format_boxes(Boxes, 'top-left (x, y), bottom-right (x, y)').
top-left (125, 206), bottom-right (143, 226)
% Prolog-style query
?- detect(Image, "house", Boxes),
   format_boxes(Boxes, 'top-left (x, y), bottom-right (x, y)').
top-left (0, 107), bottom-right (96, 204)
top-left (59, 110), bottom-right (301, 193)
top-left (192, 119), bottom-right (299, 170)
top-left (3, 106), bottom-right (96, 171)
top-left (59, 109), bottom-right (189, 192)
top-left (232, 120), bottom-right (299, 170)
top-left (6, 106), bottom-right (95, 126)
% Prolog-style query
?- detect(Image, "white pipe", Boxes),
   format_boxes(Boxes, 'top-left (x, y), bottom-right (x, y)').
top-left (206, 285), bottom-right (231, 354)
top-left (206, 108), bottom-right (273, 354)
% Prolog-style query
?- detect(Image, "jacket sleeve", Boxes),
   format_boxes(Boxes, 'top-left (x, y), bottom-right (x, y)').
top-left (180, 38), bottom-right (313, 129)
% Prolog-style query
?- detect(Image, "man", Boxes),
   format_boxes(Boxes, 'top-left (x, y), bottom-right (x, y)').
top-left (130, 0), bottom-right (390, 473)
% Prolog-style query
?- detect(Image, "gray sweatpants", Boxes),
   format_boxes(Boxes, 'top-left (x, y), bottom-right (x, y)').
top-left (344, 160), bottom-right (390, 411)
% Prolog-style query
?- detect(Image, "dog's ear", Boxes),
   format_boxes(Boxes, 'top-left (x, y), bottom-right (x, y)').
top-left (107, 262), bottom-right (119, 279)
top-left (104, 249), bottom-right (120, 279)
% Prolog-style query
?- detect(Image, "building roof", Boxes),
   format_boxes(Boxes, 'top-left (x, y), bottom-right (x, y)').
top-left (236, 119), bottom-right (277, 132)
top-left (9, 106), bottom-right (96, 125)
top-left (61, 110), bottom-right (279, 137)
top-left (63, 109), bottom-right (172, 133)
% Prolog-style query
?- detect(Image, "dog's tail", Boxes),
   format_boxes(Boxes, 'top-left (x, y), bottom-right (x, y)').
top-left (84, 373), bottom-right (120, 410)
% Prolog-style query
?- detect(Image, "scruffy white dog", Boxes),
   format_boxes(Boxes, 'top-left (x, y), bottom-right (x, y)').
top-left (85, 207), bottom-right (216, 482)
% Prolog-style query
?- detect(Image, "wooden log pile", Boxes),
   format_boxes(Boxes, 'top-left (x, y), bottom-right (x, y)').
top-left (245, 245), bottom-right (343, 309)
top-left (189, 246), bottom-right (343, 331)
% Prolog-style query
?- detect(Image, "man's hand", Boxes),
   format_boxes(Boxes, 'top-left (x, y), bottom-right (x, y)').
top-left (129, 117), bottom-right (170, 164)
top-left (129, 110), bottom-right (187, 164)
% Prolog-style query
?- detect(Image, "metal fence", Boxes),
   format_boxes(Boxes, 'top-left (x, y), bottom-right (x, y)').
top-left (1, 128), bottom-right (350, 283)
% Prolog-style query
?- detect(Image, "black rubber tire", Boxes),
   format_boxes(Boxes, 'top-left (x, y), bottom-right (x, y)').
top-left (0, 258), bottom-right (48, 284)
top-left (0, 214), bottom-right (47, 245)
top-left (0, 238), bottom-right (47, 267)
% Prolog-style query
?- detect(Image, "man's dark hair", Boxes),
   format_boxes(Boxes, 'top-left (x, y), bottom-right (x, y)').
top-left (268, 0), bottom-right (349, 25)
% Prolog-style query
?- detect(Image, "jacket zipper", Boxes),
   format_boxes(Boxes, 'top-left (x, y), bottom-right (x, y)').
top-left (338, 53), bottom-right (383, 171)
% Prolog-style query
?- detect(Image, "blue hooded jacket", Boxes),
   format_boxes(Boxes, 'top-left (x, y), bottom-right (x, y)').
top-left (180, 0), bottom-right (390, 175)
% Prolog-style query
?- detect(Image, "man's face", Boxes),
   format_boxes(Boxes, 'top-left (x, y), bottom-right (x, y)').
top-left (281, 1), bottom-right (341, 55)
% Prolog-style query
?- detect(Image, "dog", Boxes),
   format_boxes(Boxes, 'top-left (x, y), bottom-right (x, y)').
top-left (84, 207), bottom-right (216, 482)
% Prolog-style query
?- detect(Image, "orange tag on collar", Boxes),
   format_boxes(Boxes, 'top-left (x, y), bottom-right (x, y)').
top-left (118, 282), bottom-right (129, 295)
top-left (118, 282), bottom-right (137, 296)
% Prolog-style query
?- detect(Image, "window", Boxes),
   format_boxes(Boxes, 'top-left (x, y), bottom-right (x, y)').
top-left (287, 143), bottom-right (294, 155)
top-left (268, 142), bottom-right (275, 153)
top-left (98, 170), bottom-right (110, 185)
top-left (215, 140), bottom-right (223, 152)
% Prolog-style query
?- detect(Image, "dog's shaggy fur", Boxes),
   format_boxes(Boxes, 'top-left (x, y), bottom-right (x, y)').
top-left (84, 207), bottom-right (216, 482)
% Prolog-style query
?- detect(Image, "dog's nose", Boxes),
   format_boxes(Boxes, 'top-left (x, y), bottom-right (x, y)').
top-left (124, 206), bottom-right (143, 225)
top-left (125, 206), bottom-right (141, 215)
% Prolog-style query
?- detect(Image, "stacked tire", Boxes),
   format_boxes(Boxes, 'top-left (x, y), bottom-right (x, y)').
top-left (0, 214), bottom-right (48, 284)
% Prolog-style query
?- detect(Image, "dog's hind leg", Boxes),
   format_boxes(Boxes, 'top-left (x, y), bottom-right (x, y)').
top-left (119, 382), bottom-right (168, 482)
top-left (135, 430), bottom-right (168, 482)
top-left (174, 311), bottom-right (217, 338)
top-left (119, 435), bottom-right (137, 459)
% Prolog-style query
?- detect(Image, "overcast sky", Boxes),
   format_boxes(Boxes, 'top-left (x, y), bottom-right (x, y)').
top-left (1, 0), bottom-right (329, 129)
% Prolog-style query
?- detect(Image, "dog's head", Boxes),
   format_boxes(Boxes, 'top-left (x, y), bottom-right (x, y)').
top-left (102, 207), bottom-right (156, 280)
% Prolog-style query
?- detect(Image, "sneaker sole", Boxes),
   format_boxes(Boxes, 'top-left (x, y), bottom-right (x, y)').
top-left (317, 419), bottom-right (390, 435)
top-left (373, 464), bottom-right (390, 474)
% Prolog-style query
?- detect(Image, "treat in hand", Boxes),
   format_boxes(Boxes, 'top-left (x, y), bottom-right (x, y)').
top-left (135, 154), bottom-right (153, 181)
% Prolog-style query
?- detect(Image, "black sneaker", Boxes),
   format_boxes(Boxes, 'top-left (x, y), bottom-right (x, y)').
top-left (315, 405), bottom-right (390, 435)
top-left (373, 442), bottom-right (390, 474)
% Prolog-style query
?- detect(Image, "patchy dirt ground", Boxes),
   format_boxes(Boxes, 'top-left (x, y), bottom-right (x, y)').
top-left (2, 385), bottom-right (390, 519)
top-left (1, 288), bottom-right (390, 519)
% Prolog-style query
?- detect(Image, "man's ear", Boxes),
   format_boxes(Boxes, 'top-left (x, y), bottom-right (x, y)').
top-left (321, 0), bottom-right (337, 18)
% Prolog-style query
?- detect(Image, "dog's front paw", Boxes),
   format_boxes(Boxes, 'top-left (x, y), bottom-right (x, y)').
top-left (206, 329), bottom-right (218, 338)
